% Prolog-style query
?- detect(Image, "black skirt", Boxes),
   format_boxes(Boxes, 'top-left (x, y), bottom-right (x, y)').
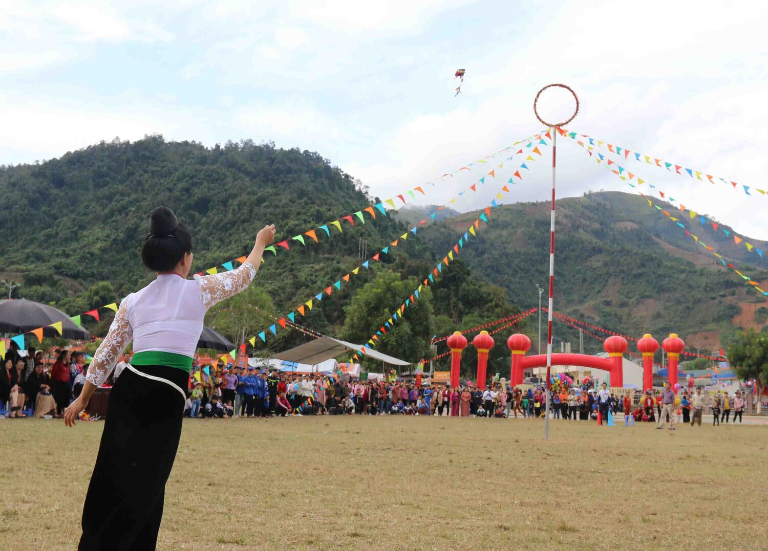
top-left (79, 365), bottom-right (188, 551)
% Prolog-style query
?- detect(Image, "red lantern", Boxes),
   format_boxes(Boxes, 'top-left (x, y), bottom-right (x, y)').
top-left (662, 333), bottom-right (685, 391)
top-left (637, 334), bottom-right (659, 392)
top-left (446, 332), bottom-right (468, 389)
top-left (507, 333), bottom-right (531, 386)
top-left (603, 336), bottom-right (628, 387)
top-left (473, 331), bottom-right (495, 390)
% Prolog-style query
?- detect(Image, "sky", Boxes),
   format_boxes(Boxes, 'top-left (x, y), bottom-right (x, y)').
top-left (2, 0), bottom-right (767, 240)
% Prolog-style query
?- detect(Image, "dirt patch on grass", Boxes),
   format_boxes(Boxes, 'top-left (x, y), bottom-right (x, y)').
top-left (652, 237), bottom-right (721, 269)
top-left (733, 301), bottom-right (768, 331)
top-left (616, 221), bottom-right (639, 230)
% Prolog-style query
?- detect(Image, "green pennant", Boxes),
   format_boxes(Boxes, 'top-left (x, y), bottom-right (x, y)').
top-left (71, 315), bottom-right (81, 327)
top-left (354, 211), bottom-right (365, 224)
top-left (292, 235), bottom-right (306, 246)
top-left (229, 349), bottom-right (236, 359)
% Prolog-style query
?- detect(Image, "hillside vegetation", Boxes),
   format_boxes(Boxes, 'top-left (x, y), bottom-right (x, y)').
top-left (1, 137), bottom-right (765, 369)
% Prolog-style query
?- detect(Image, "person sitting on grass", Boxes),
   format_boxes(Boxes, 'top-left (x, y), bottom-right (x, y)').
top-left (275, 392), bottom-right (291, 417)
top-left (202, 395), bottom-right (224, 418)
top-left (8, 359), bottom-right (28, 418)
top-left (27, 363), bottom-right (57, 418)
top-left (223, 401), bottom-right (234, 418)
top-left (403, 400), bottom-right (414, 415)
top-left (341, 394), bottom-right (355, 415)
top-left (417, 397), bottom-right (428, 416)
top-left (476, 404), bottom-right (486, 418)
top-left (391, 399), bottom-right (404, 415)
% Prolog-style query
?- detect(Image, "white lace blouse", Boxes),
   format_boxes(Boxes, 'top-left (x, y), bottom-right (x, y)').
top-left (85, 262), bottom-right (257, 387)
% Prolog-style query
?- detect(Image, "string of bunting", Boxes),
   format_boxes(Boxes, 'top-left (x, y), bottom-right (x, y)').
top-left (204, 133), bottom-right (550, 364)
top-left (562, 130), bottom-right (765, 260)
top-left (433, 309), bottom-right (537, 344)
top-left (568, 129), bottom-right (766, 198)
top-left (544, 308), bottom-right (725, 361)
top-left (562, 129), bottom-right (768, 299)
top-left (353, 138), bottom-right (550, 362)
top-left (485, 313), bottom-right (535, 338)
top-left (193, 130), bottom-right (546, 277)
top-left (433, 309), bottom-right (537, 343)
top-left (1, 134), bottom-right (546, 361)
top-left (553, 313), bottom-right (642, 359)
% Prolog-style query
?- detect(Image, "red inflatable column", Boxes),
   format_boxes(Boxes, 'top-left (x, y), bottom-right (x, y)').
top-left (662, 333), bottom-right (685, 391)
top-left (507, 333), bottom-right (531, 386)
top-left (603, 336), bottom-right (628, 388)
top-left (473, 331), bottom-right (495, 390)
top-left (637, 334), bottom-right (659, 392)
top-left (446, 332), bottom-right (468, 389)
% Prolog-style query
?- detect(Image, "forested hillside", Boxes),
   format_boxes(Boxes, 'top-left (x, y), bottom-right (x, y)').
top-left (2, 137), bottom-right (765, 373)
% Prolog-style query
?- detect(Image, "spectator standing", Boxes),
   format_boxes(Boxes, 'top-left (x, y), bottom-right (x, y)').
top-left (243, 368), bottom-right (257, 417)
top-left (51, 350), bottom-right (71, 417)
top-left (711, 393), bottom-right (722, 426)
top-left (113, 353), bottom-right (132, 382)
top-left (721, 393), bottom-right (731, 424)
top-left (221, 368), bottom-right (238, 409)
top-left (732, 391), bottom-right (744, 423)
top-left (656, 383), bottom-right (676, 430)
top-left (597, 383), bottom-right (611, 425)
top-left (189, 383), bottom-right (203, 418)
top-left (690, 387), bottom-right (705, 426)
top-left (267, 370), bottom-right (279, 415)
top-left (623, 393), bottom-right (634, 426)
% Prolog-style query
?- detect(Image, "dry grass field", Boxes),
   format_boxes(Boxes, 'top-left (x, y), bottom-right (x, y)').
top-left (1, 416), bottom-right (766, 550)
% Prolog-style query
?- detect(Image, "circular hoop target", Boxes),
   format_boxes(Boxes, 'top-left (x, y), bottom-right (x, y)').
top-left (533, 84), bottom-right (579, 128)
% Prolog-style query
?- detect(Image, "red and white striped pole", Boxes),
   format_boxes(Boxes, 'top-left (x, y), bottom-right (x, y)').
top-left (532, 84), bottom-right (578, 441)
top-left (544, 127), bottom-right (556, 441)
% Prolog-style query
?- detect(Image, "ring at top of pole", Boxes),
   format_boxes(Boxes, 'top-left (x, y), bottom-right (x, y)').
top-left (533, 84), bottom-right (579, 128)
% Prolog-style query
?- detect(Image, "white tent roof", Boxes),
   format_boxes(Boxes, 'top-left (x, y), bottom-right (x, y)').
top-left (270, 336), bottom-right (410, 367)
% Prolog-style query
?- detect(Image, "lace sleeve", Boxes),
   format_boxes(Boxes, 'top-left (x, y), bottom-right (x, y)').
top-left (85, 301), bottom-right (133, 387)
top-left (197, 262), bottom-right (257, 309)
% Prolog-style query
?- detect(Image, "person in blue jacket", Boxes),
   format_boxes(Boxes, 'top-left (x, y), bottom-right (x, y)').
top-left (255, 370), bottom-right (269, 417)
top-left (423, 386), bottom-right (434, 415)
top-left (243, 367), bottom-right (257, 417)
top-left (235, 367), bottom-right (247, 418)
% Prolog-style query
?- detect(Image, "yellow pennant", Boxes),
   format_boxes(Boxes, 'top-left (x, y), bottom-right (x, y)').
top-left (331, 220), bottom-right (342, 233)
top-left (306, 299), bottom-right (313, 310)
top-left (249, 337), bottom-right (256, 346)
top-left (49, 321), bottom-right (63, 335)
top-left (206, 267), bottom-right (218, 275)
top-left (386, 199), bottom-right (396, 209)
top-left (104, 303), bottom-right (118, 312)
top-left (469, 226), bottom-right (476, 236)
top-left (353, 267), bottom-right (359, 275)
top-left (0, 340), bottom-right (5, 360)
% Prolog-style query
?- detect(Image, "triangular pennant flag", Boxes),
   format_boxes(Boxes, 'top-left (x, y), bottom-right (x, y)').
top-left (354, 211), bottom-right (365, 223)
top-left (363, 261), bottom-right (369, 269)
top-left (292, 235), bottom-right (306, 246)
top-left (331, 220), bottom-right (342, 233)
top-left (276, 240), bottom-right (290, 250)
top-left (31, 327), bottom-right (44, 343)
top-left (375, 203), bottom-right (387, 215)
top-left (342, 274), bottom-right (350, 282)
top-left (230, 349), bottom-right (237, 360)
top-left (236, 256), bottom-right (247, 264)
top-left (269, 325), bottom-right (277, 336)
top-left (469, 226), bottom-right (476, 236)
top-left (385, 199), bottom-right (396, 209)
top-left (222, 261), bottom-right (234, 271)
top-left (734, 235), bottom-right (742, 244)
top-left (249, 337), bottom-right (256, 347)
top-left (352, 267), bottom-right (359, 275)
top-left (265, 246), bottom-right (277, 255)
top-left (11, 334), bottom-right (25, 351)
top-left (70, 315), bottom-right (82, 327)
top-left (364, 206), bottom-right (376, 219)
top-left (305, 230), bottom-right (318, 243)
top-left (206, 267), bottom-right (218, 275)
top-left (49, 321), bottom-right (63, 335)
top-left (194, 372), bottom-right (202, 383)
top-left (278, 318), bottom-right (287, 329)
top-left (479, 213), bottom-right (488, 222)
top-left (306, 299), bottom-right (314, 310)
top-left (319, 225), bottom-right (330, 237)
top-left (297, 305), bottom-right (306, 317)
top-left (259, 331), bottom-right (266, 342)
top-left (373, 253), bottom-right (380, 261)
top-left (84, 310), bottom-right (100, 321)
top-left (104, 303), bottom-right (118, 312)
top-left (287, 312), bottom-right (295, 323)
top-left (342, 215), bottom-right (355, 226)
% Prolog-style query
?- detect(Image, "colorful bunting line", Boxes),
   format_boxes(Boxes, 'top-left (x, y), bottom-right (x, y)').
top-left (433, 309), bottom-right (537, 343)
top-left (352, 140), bottom-right (549, 362)
top-left (564, 131), bottom-right (768, 299)
top-left (567, 129), bottom-right (766, 198)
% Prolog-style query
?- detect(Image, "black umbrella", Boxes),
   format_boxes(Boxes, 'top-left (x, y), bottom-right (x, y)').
top-left (0, 298), bottom-right (91, 340)
top-left (197, 326), bottom-right (234, 352)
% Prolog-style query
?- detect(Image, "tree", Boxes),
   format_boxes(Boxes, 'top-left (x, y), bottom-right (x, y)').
top-left (204, 285), bottom-right (278, 350)
top-left (341, 270), bottom-right (434, 366)
top-left (727, 328), bottom-right (768, 414)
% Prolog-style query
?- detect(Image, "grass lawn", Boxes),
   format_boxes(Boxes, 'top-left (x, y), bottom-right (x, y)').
top-left (1, 416), bottom-right (766, 550)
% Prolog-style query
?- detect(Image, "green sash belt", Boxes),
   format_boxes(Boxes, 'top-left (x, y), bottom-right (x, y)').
top-left (131, 351), bottom-right (193, 373)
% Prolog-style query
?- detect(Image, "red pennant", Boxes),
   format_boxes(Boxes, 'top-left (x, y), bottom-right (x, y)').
top-left (342, 215), bottom-right (354, 226)
top-left (239, 343), bottom-right (247, 354)
top-left (278, 318), bottom-right (286, 329)
top-left (674, 165), bottom-right (681, 174)
top-left (711, 222), bottom-right (718, 231)
top-left (276, 240), bottom-right (290, 250)
top-left (325, 287), bottom-right (332, 296)
top-left (84, 310), bottom-right (100, 321)
top-left (470, 184), bottom-right (476, 192)
top-left (513, 171), bottom-right (522, 179)
top-left (397, 194), bottom-right (405, 204)
top-left (372, 253), bottom-right (380, 261)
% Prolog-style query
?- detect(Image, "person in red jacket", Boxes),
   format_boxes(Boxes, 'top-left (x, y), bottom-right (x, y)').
top-left (50, 349), bottom-right (71, 417)
top-left (623, 393), bottom-right (634, 426)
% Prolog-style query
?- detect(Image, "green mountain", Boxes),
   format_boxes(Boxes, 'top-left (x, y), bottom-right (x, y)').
top-left (2, 137), bottom-right (765, 370)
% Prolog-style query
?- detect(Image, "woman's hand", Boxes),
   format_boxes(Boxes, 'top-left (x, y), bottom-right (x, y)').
top-left (256, 224), bottom-right (276, 248)
top-left (64, 396), bottom-right (89, 427)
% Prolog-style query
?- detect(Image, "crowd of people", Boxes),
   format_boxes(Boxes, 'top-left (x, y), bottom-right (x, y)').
top-left (0, 343), bottom-right (90, 418)
top-left (1, 344), bottom-right (750, 426)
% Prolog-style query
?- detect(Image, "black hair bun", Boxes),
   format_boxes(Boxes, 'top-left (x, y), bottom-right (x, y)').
top-left (149, 207), bottom-right (178, 236)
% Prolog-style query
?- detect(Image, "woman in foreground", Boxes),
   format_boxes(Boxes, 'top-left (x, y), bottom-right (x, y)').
top-left (64, 207), bottom-right (275, 550)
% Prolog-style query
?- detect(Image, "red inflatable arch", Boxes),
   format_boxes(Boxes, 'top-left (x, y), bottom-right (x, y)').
top-left (507, 333), bottom-right (628, 387)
